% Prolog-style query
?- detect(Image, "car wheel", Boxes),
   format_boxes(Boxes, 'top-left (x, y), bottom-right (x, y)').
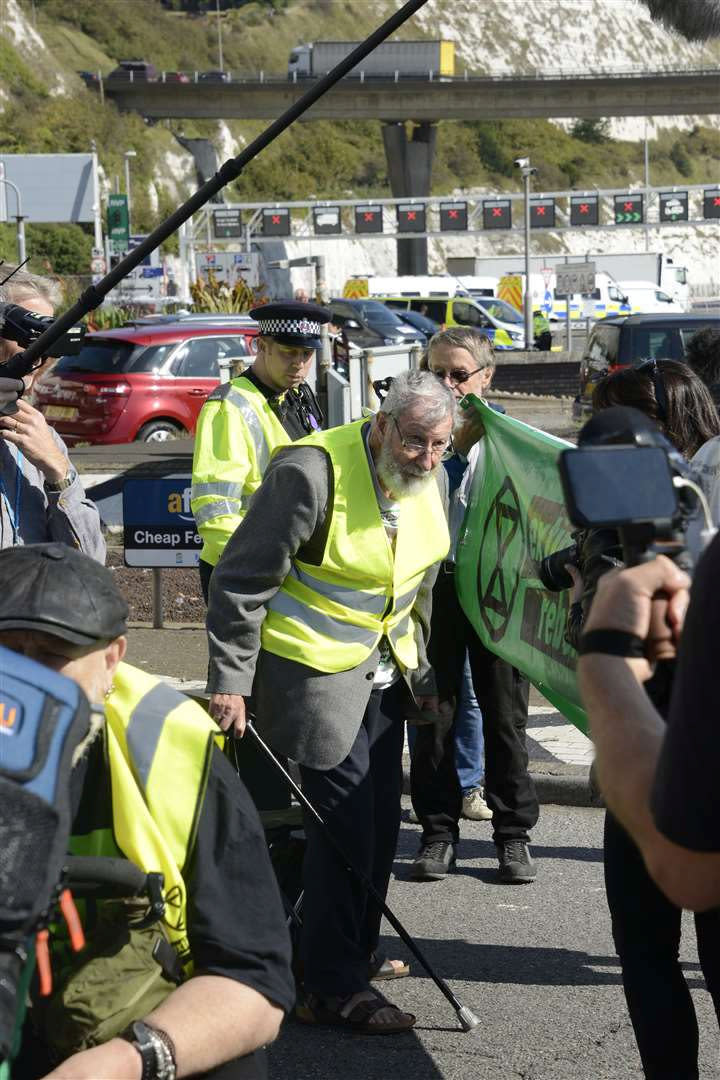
top-left (137, 419), bottom-right (184, 443)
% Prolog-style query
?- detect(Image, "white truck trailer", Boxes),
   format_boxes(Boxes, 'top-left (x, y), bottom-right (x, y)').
top-left (288, 40), bottom-right (455, 79)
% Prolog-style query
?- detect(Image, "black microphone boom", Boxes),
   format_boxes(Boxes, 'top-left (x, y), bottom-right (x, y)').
top-left (9, 0), bottom-right (429, 378)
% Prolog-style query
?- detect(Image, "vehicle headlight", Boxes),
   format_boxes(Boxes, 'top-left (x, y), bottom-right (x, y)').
top-left (509, 331), bottom-right (523, 341)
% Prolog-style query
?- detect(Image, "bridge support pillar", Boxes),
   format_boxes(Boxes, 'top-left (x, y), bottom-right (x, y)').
top-left (381, 121), bottom-right (436, 276)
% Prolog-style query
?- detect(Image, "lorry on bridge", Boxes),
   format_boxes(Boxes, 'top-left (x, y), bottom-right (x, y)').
top-left (287, 40), bottom-right (454, 80)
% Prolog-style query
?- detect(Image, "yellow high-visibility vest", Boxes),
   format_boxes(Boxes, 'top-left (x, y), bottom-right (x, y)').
top-left (191, 376), bottom-right (289, 567)
top-left (70, 662), bottom-right (222, 975)
top-left (262, 419), bottom-right (449, 673)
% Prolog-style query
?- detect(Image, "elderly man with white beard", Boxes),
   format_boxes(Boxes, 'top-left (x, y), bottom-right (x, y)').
top-left (206, 369), bottom-right (455, 1034)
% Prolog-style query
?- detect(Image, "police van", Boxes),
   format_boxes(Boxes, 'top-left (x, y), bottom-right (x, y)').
top-left (342, 278), bottom-right (525, 349)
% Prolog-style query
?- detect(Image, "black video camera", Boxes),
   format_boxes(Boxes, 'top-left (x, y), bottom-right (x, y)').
top-left (553, 406), bottom-right (700, 575)
top-left (538, 538), bottom-right (581, 592)
top-left (0, 303), bottom-right (85, 376)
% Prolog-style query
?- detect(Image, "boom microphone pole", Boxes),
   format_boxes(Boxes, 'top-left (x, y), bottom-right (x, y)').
top-left (4, 0), bottom-right (429, 381)
top-left (243, 721), bottom-right (480, 1034)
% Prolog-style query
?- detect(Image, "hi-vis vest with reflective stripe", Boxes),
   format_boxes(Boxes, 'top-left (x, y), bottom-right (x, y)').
top-left (191, 376), bottom-right (290, 566)
top-left (69, 662), bottom-right (221, 976)
top-left (261, 418), bottom-right (450, 673)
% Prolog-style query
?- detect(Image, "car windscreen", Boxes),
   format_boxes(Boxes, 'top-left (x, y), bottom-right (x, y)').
top-left (481, 299), bottom-right (523, 325)
top-left (356, 301), bottom-right (403, 327)
top-left (53, 341), bottom-right (175, 374)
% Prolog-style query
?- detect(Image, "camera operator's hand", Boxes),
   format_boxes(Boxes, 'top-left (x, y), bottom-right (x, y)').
top-left (565, 563), bottom-right (584, 605)
top-left (0, 397), bottom-right (69, 484)
top-left (581, 556), bottom-right (691, 681)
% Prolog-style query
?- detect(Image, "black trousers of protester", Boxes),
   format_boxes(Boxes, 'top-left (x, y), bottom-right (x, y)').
top-left (410, 568), bottom-right (538, 847)
top-left (297, 679), bottom-right (408, 998)
top-left (604, 810), bottom-right (720, 1080)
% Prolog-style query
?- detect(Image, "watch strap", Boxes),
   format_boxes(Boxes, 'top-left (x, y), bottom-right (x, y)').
top-left (128, 1021), bottom-right (156, 1080)
top-left (44, 467), bottom-right (75, 493)
top-left (577, 629), bottom-right (645, 658)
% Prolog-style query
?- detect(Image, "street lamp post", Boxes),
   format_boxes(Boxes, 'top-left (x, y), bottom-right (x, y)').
top-left (516, 156), bottom-right (537, 351)
top-left (124, 149), bottom-right (137, 233)
top-left (216, 0), bottom-right (224, 71)
top-left (0, 174), bottom-right (26, 264)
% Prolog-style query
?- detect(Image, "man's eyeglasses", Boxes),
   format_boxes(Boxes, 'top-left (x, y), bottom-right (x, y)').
top-left (634, 359), bottom-right (668, 423)
top-left (390, 414), bottom-right (451, 458)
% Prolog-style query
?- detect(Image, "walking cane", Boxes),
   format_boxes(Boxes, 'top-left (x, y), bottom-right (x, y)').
top-left (243, 722), bottom-right (480, 1034)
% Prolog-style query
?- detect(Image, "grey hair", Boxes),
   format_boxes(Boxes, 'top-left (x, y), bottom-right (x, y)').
top-left (0, 264), bottom-right (62, 308)
top-left (421, 326), bottom-right (495, 372)
top-left (380, 368), bottom-right (456, 426)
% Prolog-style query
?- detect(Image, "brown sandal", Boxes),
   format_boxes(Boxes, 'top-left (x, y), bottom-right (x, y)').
top-left (296, 988), bottom-right (416, 1034)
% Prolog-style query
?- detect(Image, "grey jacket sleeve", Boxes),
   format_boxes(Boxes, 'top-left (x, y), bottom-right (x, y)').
top-left (407, 465), bottom-right (450, 699)
top-left (46, 432), bottom-right (106, 563)
top-left (206, 446), bottom-right (329, 696)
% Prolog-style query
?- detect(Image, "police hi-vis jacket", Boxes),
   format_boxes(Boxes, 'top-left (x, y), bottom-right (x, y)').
top-left (191, 376), bottom-right (289, 567)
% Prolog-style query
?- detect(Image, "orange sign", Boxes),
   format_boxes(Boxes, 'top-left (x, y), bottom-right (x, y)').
top-left (0, 700), bottom-right (18, 731)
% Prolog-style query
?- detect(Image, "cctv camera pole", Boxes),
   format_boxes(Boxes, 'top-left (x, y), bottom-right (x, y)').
top-left (522, 166), bottom-right (533, 350)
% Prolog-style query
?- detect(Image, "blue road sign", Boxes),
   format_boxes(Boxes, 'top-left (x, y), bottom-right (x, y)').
top-left (123, 475), bottom-right (200, 567)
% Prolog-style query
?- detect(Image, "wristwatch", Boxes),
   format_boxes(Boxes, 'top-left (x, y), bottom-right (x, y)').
top-left (122, 1020), bottom-right (177, 1080)
top-left (44, 467), bottom-right (76, 493)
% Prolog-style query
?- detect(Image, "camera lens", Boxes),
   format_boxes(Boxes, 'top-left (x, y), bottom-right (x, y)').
top-left (538, 544), bottom-right (579, 592)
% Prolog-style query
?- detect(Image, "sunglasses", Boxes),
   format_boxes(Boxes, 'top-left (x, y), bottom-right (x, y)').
top-left (432, 366), bottom-right (487, 387)
top-left (634, 359), bottom-right (668, 423)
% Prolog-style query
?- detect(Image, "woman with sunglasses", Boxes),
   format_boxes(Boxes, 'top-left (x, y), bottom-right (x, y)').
top-left (407, 327), bottom-right (539, 886)
top-left (567, 359), bottom-right (720, 1079)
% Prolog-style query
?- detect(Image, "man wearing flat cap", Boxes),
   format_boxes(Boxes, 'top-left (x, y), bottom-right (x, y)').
top-left (191, 300), bottom-right (327, 601)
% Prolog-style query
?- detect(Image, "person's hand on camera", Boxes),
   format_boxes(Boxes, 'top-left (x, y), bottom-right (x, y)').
top-left (580, 556), bottom-right (691, 681)
top-left (565, 562), bottom-right (584, 605)
top-left (209, 692), bottom-right (247, 737)
top-left (0, 397), bottom-right (69, 484)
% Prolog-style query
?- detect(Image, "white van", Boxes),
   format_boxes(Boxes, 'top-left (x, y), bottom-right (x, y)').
top-left (616, 280), bottom-right (685, 314)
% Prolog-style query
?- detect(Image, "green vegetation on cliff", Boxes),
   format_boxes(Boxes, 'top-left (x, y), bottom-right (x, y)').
top-left (1, 0), bottom-right (717, 274)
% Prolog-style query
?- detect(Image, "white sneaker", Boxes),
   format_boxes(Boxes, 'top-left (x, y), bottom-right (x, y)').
top-left (462, 787), bottom-right (492, 821)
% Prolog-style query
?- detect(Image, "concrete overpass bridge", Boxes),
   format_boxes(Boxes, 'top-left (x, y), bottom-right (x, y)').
top-left (104, 68), bottom-right (720, 122)
top-left (103, 66), bottom-right (719, 275)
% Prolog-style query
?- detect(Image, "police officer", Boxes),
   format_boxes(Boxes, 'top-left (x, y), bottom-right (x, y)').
top-left (191, 301), bottom-right (328, 601)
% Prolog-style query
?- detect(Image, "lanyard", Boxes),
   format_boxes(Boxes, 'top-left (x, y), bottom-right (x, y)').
top-left (0, 449), bottom-right (23, 540)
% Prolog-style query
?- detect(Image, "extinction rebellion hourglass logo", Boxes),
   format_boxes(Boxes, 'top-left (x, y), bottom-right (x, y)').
top-left (477, 476), bottom-right (525, 644)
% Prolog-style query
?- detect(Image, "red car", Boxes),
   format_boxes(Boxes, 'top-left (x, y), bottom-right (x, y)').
top-left (34, 317), bottom-right (257, 445)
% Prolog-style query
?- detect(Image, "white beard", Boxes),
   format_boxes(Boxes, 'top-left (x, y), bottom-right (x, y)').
top-left (376, 438), bottom-right (437, 499)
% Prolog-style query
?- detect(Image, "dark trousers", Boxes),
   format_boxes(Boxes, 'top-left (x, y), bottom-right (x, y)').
top-left (604, 810), bottom-right (720, 1079)
top-left (199, 558), bottom-right (214, 605)
top-left (410, 569), bottom-right (538, 846)
top-left (297, 679), bottom-right (407, 997)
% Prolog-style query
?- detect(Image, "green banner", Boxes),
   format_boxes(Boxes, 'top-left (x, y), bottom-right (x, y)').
top-left (455, 398), bottom-right (589, 735)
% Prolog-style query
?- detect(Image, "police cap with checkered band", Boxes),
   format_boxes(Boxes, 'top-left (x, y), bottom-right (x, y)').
top-left (249, 300), bottom-right (331, 350)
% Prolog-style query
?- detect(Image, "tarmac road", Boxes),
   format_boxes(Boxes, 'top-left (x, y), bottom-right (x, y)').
top-left (267, 802), bottom-right (717, 1080)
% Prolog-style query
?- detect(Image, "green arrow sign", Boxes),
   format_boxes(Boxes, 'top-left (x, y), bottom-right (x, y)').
top-left (615, 211), bottom-right (642, 224)
top-left (107, 194), bottom-right (129, 255)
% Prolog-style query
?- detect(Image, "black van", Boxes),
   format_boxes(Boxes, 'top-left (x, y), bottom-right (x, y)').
top-left (574, 312), bottom-right (720, 417)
